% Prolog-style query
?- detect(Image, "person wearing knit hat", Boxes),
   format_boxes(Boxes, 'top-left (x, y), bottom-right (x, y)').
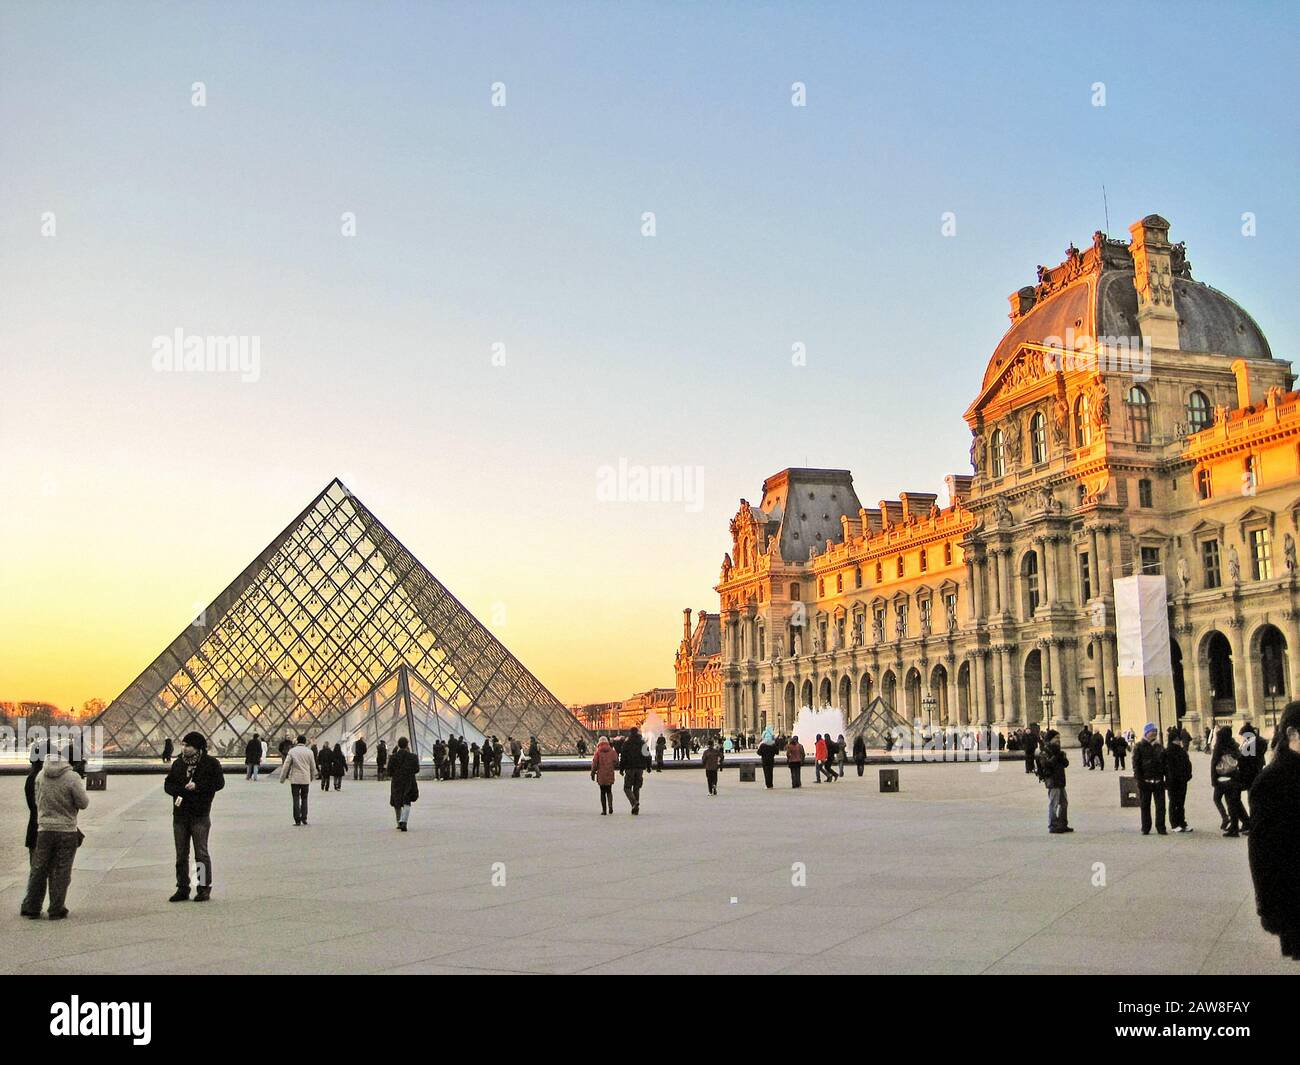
top-left (163, 731), bottom-right (225, 901)
top-left (1036, 730), bottom-right (1072, 834)
top-left (1133, 722), bottom-right (1168, 835)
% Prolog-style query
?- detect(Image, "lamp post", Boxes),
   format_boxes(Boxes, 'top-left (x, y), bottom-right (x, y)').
top-left (1041, 684), bottom-right (1056, 729)
top-left (1155, 687), bottom-right (1163, 738)
top-left (922, 692), bottom-right (936, 732)
top-left (1268, 683), bottom-right (1280, 732)
top-left (1106, 690), bottom-right (1116, 734)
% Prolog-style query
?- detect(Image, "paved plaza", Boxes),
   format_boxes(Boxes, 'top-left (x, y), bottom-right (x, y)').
top-left (2, 754), bottom-right (1289, 975)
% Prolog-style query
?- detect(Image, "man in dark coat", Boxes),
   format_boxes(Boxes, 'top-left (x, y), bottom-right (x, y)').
top-left (1165, 730), bottom-right (1194, 832)
top-left (852, 734), bottom-right (867, 777)
top-left (352, 736), bottom-right (367, 780)
top-left (1111, 731), bottom-right (1129, 770)
top-left (1248, 703), bottom-right (1300, 960)
top-left (24, 753), bottom-right (43, 865)
top-left (244, 733), bottom-right (264, 781)
top-left (387, 737), bottom-right (420, 831)
top-left (758, 731), bottom-right (779, 788)
top-left (161, 737), bottom-right (174, 764)
top-left (1090, 730), bottom-right (1105, 772)
top-left (1036, 730), bottom-right (1072, 833)
top-left (619, 727), bottom-right (648, 814)
top-left (375, 739), bottom-right (388, 781)
top-left (459, 736), bottom-right (471, 779)
top-left (163, 731), bottom-right (225, 902)
top-left (1022, 724), bottom-right (1040, 774)
top-left (1132, 723), bottom-right (1168, 835)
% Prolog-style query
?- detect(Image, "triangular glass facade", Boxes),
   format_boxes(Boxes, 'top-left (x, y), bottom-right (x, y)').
top-left (93, 479), bottom-right (590, 756)
top-left (313, 663), bottom-right (488, 762)
top-left (843, 695), bottom-right (907, 748)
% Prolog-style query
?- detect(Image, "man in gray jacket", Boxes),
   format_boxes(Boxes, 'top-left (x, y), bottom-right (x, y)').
top-left (21, 747), bottom-right (90, 919)
top-left (279, 735), bottom-right (317, 825)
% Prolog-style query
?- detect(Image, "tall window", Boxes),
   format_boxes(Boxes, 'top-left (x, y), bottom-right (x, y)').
top-left (818, 578), bottom-right (825, 596)
top-left (836, 573), bottom-right (843, 594)
top-left (919, 549), bottom-right (928, 573)
top-left (789, 583), bottom-right (800, 600)
top-left (875, 562), bottom-right (883, 583)
top-left (1138, 478), bottom-right (1153, 508)
top-left (1079, 551), bottom-right (1092, 601)
top-left (1030, 412), bottom-right (1047, 464)
top-left (1140, 546), bottom-right (1162, 575)
top-left (1201, 539), bottom-right (1221, 589)
top-left (1074, 393), bottom-right (1092, 447)
top-left (836, 616), bottom-right (846, 648)
top-left (1196, 467), bottom-right (1213, 501)
top-left (1187, 390), bottom-right (1211, 433)
top-left (944, 542), bottom-right (953, 565)
top-left (1250, 528), bottom-right (1273, 580)
top-left (1022, 551), bottom-right (1040, 617)
top-left (1244, 454), bottom-right (1259, 494)
top-left (990, 429), bottom-right (1006, 477)
top-left (896, 556), bottom-right (904, 578)
top-left (919, 598), bottom-right (932, 633)
top-left (855, 566), bottom-right (862, 589)
top-left (1127, 386), bottom-right (1151, 444)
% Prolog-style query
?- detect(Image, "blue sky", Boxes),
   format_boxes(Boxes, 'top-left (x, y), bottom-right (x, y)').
top-left (2, 0), bottom-right (1297, 706)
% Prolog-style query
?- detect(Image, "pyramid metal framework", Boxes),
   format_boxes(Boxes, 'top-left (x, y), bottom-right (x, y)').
top-left (313, 663), bottom-right (489, 762)
top-left (94, 479), bottom-right (591, 757)
top-left (843, 695), bottom-right (907, 749)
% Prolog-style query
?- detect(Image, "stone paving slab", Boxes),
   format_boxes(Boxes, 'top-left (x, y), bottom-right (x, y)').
top-left (1, 753), bottom-right (1293, 974)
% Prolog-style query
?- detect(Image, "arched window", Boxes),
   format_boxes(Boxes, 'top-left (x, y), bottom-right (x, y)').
top-left (1073, 393), bottom-right (1092, 447)
top-left (1187, 390), bottom-right (1211, 433)
top-left (1029, 411), bottom-right (1047, 465)
top-left (1127, 385), bottom-right (1151, 444)
top-left (1021, 551), bottom-right (1040, 618)
top-left (990, 429), bottom-right (1006, 478)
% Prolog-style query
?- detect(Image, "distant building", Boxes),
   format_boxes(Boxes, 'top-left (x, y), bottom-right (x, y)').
top-left (675, 608), bottom-right (722, 729)
top-left (619, 687), bottom-right (677, 731)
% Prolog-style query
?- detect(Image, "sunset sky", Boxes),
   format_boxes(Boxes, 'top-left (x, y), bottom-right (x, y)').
top-left (2, 1), bottom-right (1298, 710)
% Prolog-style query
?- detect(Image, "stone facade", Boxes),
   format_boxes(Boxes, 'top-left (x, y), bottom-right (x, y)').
top-left (716, 214), bottom-right (1293, 742)
top-left (674, 608), bottom-right (722, 729)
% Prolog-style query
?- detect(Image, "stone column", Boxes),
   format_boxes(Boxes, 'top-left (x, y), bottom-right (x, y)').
top-left (973, 650), bottom-right (989, 725)
top-left (1228, 616), bottom-right (1253, 724)
top-left (998, 644), bottom-right (1017, 725)
top-left (1050, 637), bottom-right (1069, 728)
top-left (1039, 537), bottom-right (1053, 607)
top-left (1100, 524), bottom-right (1115, 595)
top-left (1088, 527), bottom-right (1100, 601)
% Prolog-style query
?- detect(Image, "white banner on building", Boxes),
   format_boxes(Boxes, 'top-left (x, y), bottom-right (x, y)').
top-left (1115, 575), bottom-right (1172, 678)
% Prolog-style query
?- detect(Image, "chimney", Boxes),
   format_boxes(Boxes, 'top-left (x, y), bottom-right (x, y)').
top-left (1128, 214), bottom-right (1180, 351)
top-left (1008, 286), bottom-right (1037, 319)
top-left (1231, 358), bottom-right (1258, 409)
top-left (683, 608), bottom-right (692, 642)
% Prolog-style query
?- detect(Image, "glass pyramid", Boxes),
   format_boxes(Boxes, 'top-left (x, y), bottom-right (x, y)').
top-left (843, 695), bottom-right (907, 749)
top-left (93, 479), bottom-right (591, 757)
top-left (313, 663), bottom-right (488, 762)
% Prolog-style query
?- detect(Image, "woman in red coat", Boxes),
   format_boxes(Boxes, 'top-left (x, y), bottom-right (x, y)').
top-left (590, 736), bottom-right (618, 815)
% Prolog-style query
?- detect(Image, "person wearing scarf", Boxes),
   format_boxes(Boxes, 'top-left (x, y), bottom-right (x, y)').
top-left (163, 731), bottom-right (225, 902)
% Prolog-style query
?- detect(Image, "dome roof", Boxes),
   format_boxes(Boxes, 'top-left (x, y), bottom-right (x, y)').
top-left (980, 226), bottom-right (1272, 393)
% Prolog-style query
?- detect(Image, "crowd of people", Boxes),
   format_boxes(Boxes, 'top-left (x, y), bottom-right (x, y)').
top-left (17, 706), bottom-right (1300, 962)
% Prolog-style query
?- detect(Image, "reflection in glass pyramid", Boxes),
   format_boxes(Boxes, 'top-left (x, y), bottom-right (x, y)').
top-left (93, 479), bottom-right (591, 756)
top-left (314, 663), bottom-right (488, 762)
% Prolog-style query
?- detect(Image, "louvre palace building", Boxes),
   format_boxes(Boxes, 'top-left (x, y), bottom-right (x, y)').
top-left (715, 214), bottom-right (1297, 744)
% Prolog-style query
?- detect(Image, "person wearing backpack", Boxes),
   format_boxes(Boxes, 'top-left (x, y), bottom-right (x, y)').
top-left (1211, 726), bottom-right (1250, 837)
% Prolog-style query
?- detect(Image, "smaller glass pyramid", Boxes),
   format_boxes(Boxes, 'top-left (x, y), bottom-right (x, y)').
top-left (843, 695), bottom-right (907, 749)
top-left (313, 663), bottom-right (488, 763)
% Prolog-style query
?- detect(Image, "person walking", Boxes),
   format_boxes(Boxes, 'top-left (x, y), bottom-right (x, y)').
top-left (279, 735), bottom-right (316, 826)
top-left (352, 736), bottom-right (367, 781)
top-left (786, 734), bottom-right (805, 789)
top-left (655, 733), bottom-right (666, 772)
top-left (701, 739), bottom-right (720, 796)
top-left (387, 736), bottom-right (420, 831)
top-left (375, 738), bottom-right (388, 781)
top-left (757, 726), bottom-right (778, 789)
top-left (278, 735), bottom-right (292, 761)
top-left (1036, 729), bottom-right (1072, 834)
top-left (1090, 730), bottom-right (1105, 773)
top-left (836, 734), bottom-right (847, 777)
top-left (819, 735), bottom-right (839, 782)
top-left (244, 733), bottom-right (263, 781)
top-left (1247, 702), bottom-right (1300, 960)
top-left (1238, 724), bottom-right (1262, 815)
top-left (20, 745), bottom-right (89, 920)
top-left (316, 743), bottom-right (332, 791)
top-left (331, 742), bottom-right (346, 790)
top-left (619, 726), bottom-right (648, 815)
top-left (161, 737), bottom-right (174, 764)
top-left (163, 731), bottom-right (225, 902)
top-left (509, 736), bottom-right (523, 778)
top-left (1166, 730), bottom-right (1194, 832)
top-left (1210, 726), bottom-right (1250, 837)
top-left (590, 735), bottom-right (617, 814)
top-left (525, 736), bottom-right (541, 779)
top-left (852, 734), bottom-right (867, 776)
top-left (24, 750), bottom-right (43, 866)
top-left (1132, 723), bottom-right (1168, 836)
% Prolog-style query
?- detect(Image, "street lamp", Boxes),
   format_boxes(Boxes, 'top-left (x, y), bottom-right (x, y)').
top-left (1106, 690), bottom-right (1116, 734)
top-left (1041, 684), bottom-right (1055, 728)
top-left (922, 692), bottom-right (936, 731)
top-left (1155, 687), bottom-right (1163, 738)
top-left (1268, 683), bottom-right (1280, 732)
